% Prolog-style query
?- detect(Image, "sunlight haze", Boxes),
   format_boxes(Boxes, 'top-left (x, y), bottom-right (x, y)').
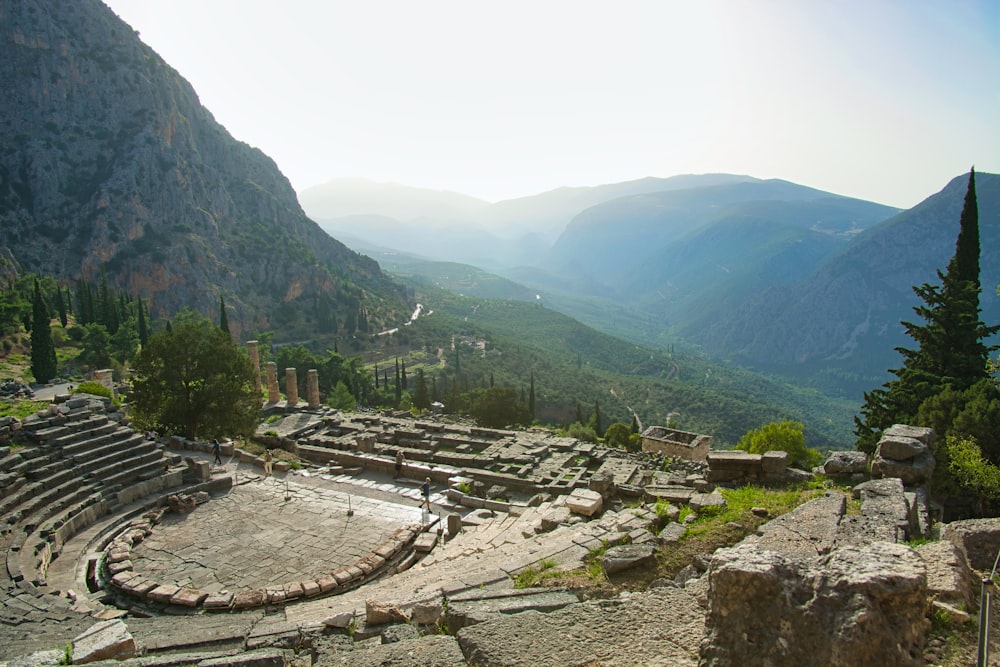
top-left (102, 0), bottom-right (999, 208)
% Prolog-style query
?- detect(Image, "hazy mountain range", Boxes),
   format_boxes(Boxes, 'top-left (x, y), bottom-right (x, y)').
top-left (302, 172), bottom-right (999, 398)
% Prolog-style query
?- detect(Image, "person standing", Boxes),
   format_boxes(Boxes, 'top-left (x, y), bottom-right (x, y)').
top-left (421, 477), bottom-right (432, 511)
top-left (263, 449), bottom-right (273, 477)
top-left (212, 439), bottom-right (222, 465)
top-left (394, 450), bottom-right (405, 479)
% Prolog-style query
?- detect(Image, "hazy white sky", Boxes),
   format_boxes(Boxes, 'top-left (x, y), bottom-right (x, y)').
top-left (103, 0), bottom-right (999, 208)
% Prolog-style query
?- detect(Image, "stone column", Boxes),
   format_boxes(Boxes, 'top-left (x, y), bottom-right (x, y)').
top-left (266, 362), bottom-right (280, 403)
top-left (285, 368), bottom-right (299, 405)
top-left (306, 369), bottom-right (320, 408)
top-left (246, 340), bottom-right (261, 394)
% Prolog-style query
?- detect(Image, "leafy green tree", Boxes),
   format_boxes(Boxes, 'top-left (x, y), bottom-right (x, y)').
top-left (109, 317), bottom-right (140, 364)
top-left (604, 422), bottom-right (640, 451)
top-left (737, 419), bottom-right (821, 468)
top-left (947, 434), bottom-right (1000, 516)
top-left (469, 387), bottom-right (531, 429)
top-left (130, 311), bottom-right (258, 440)
top-left (590, 399), bottom-right (603, 437)
top-left (137, 298), bottom-right (150, 347)
top-left (855, 170), bottom-right (999, 453)
top-left (564, 421), bottom-right (598, 443)
top-left (29, 279), bottom-right (57, 383)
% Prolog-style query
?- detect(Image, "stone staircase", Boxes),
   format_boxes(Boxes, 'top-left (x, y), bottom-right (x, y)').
top-left (0, 395), bottom-right (185, 656)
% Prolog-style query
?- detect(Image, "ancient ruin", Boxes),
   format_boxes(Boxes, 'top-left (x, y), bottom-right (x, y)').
top-left (0, 376), bottom-right (994, 666)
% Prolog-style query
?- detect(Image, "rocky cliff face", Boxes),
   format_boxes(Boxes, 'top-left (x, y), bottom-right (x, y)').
top-left (0, 0), bottom-right (408, 338)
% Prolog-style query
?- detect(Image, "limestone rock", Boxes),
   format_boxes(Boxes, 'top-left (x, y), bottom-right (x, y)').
top-left (942, 517), bottom-right (1000, 571)
top-left (822, 450), bottom-right (869, 475)
top-left (870, 450), bottom-right (935, 486)
top-left (365, 599), bottom-right (408, 625)
top-left (601, 544), bottom-right (657, 574)
top-left (565, 488), bottom-right (603, 517)
top-left (322, 611), bottom-right (355, 629)
top-left (876, 435), bottom-right (928, 462)
top-left (659, 521), bottom-right (687, 545)
top-left (71, 620), bottom-right (137, 664)
top-left (915, 540), bottom-right (975, 610)
top-left (320, 635), bottom-right (466, 667)
top-left (689, 491), bottom-right (726, 513)
top-left (700, 541), bottom-right (928, 667)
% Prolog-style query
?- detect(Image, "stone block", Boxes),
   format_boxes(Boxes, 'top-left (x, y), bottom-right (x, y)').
top-left (72, 619), bottom-right (137, 664)
top-left (822, 451), bottom-right (869, 475)
top-left (870, 450), bottom-right (935, 486)
top-left (601, 544), bottom-right (657, 574)
top-left (689, 491), bottom-right (726, 513)
top-left (876, 435), bottom-right (928, 462)
top-left (317, 574), bottom-right (338, 593)
top-left (916, 540), bottom-right (975, 610)
top-left (761, 450), bottom-right (789, 474)
top-left (232, 589), bottom-right (266, 609)
top-left (203, 592), bottom-right (234, 610)
top-left (323, 611), bottom-right (355, 628)
top-left (414, 531), bottom-right (439, 553)
top-left (659, 522), bottom-right (687, 545)
top-left (942, 517), bottom-right (1000, 571)
top-left (284, 581), bottom-right (304, 599)
top-left (409, 600), bottom-right (444, 626)
top-left (169, 588), bottom-right (208, 607)
top-left (565, 488), bottom-right (603, 517)
top-left (366, 599), bottom-right (408, 625)
top-left (146, 584), bottom-right (180, 603)
top-left (301, 580), bottom-right (321, 597)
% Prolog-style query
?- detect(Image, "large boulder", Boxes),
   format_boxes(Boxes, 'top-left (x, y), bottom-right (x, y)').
top-left (822, 450), bottom-right (869, 476)
top-left (700, 541), bottom-right (928, 667)
top-left (942, 517), bottom-right (1000, 571)
top-left (870, 451), bottom-right (935, 486)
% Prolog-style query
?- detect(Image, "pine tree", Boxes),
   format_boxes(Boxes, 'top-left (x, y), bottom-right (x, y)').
top-left (56, 287), bottom-right (67, 327)
top-left (528, 372), bottom-right (536, 421)
top-left (137, 298), bottom-right (150, 346)
top-left (29, 279), bottom-right (57, 383)
top-left (855, 170), bottom-right (999, 453)
top-left (219, 295), bottom-right (230, 336)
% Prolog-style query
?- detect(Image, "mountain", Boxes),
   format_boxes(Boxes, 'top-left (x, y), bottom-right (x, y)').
top-left (299, 174), bottom-right (759, 268)
top-left (0, 0), bottom-right (409, 339)
top-left (696, 172), bottom-right (1000, 395)
top-left (298, 178), bottom-right (489, 223)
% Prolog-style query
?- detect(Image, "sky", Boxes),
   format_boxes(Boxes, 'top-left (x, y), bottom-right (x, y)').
top-left (102, 0), bottom-right (999, 209)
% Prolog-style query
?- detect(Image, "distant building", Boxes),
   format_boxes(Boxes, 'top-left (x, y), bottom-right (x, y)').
top-left (640, 425), bottom-right (711, 462)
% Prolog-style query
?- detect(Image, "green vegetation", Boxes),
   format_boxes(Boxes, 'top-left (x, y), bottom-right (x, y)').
top-left (735, 419), bottom-right (823, 469)
top-left (0, 400), bottom-right (48, 420)
top-left (854, 171), bottom-right (999, 504)
top-left (129, 311), bottom-right (258, 440)
top-left (29, 278), bottom-right (57, 383)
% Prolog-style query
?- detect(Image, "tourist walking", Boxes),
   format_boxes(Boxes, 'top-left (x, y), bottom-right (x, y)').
top-left (263, 449), bottom-right (273, 477)
top-left (212, 439), bottom-right (222, 465)
top-left (421, 477), bottom-right (432, 511)
top-left (394, 450), bottom-right (405, 478)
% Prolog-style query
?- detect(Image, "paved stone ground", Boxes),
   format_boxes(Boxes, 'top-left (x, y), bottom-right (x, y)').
top-left (131, 475), bottom-right (425, 591)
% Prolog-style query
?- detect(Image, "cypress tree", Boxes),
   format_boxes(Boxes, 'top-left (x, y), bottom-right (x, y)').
top-left (401, 361), bottom-right (408, 390)
top-left (374, 364), bottom-right (379, 389)
top-left (528, 372), bottom-right (536, 420)
top-left (30, 279), bottom-right (57, 383)
top-left (137, 297), bottom-right (149, 346)
top-left (593, 399), bottom-right (603, 437)
top-left (56, 286), bottom-right (67, 327)
top-left (219, 295), bottom-right (230, 336)
top-left (855, 169), bottom-right (999, 452)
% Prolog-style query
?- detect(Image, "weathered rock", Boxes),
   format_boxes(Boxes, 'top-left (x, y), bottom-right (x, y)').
top-left (380, 623), bottom-right (420, 644)
top-left (822, 450), bottom-right (869, 475)
top-left (876, 435), bottom-right (928, 462)
top-left (446, 589), bottom-right (579, 634)
top-left (320, 635), bottom-right (466, 666)
top-left (942, 517), bottom-right (1000, 571)
top-left (883, 424), bottom-right (935, 448)
top-left (689, 491), bottom-right (726, 513)
top-left (601, 544), bottom-right (657, 574)
top-left (836, 478), bottom-right (909, 546)
top-left (760, 450), bottom-right (789, 474)
top-left (408, 600), bottom-right (444, 626)
top-left (322, 611), bottom-right (355, 629)
top-left (457, 587), bottom-right (704, 667)
top-left (365, 599), bottom-right (408, 625)
top-left (870, 450), bottom-right (935, 486)
top-left (565, 488), bottom-right (603, 517)
top-left (659, 522), bottom-right (687, 545)
top-left (700, 541), bottom-right (928, 667)
top-left (915, 540), bottom-right (975, 609)
top-left (71, 620), bottom-right (137, 664)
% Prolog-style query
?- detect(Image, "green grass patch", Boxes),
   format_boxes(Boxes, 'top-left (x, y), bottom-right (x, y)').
top-left (514, 558), bottom-right (560, 588)
top-left (0, 399), bottom-right (48, 420)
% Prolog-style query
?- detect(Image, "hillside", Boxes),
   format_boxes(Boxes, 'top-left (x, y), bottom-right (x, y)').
top-left (697, 172), bottom-right (1000, 396)
top-left (0, 0), bottom-right (410, 340)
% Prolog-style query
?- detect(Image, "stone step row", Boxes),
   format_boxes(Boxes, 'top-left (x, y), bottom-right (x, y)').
top-left (21, 406), bottom-right (98, 438)
top-left (58, 422), bottom-right (128, 461)
top-left (32, 413), bottom-right (109, 447)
